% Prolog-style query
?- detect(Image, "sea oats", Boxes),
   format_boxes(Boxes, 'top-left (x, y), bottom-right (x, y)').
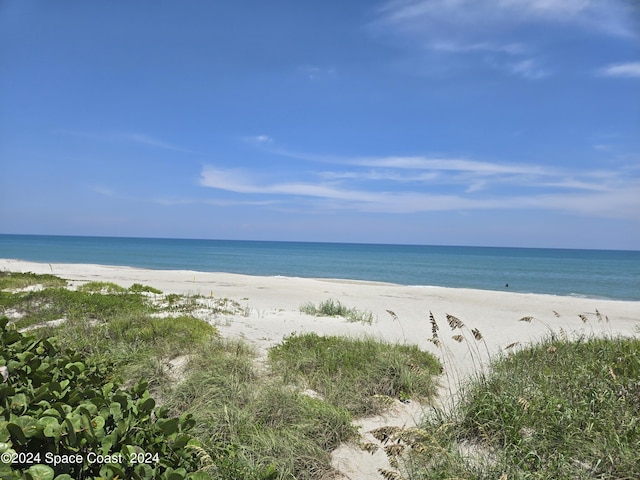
top-left (429, 310), bottom-right (439, 336)
top-left (517, 397), bottom-right (530, 411)
top-left (386, 309), bottom-right (398, 321)
top-left (446, 313), bottom-right (464, 330)
top-left (371, 426), bottom-right (401, 444)
top-left (359, 442), bottom-right (379, 454)
top-left (471, 328), bottom-right (483, 341)
top-left (378, 469), bottom-right (403, 480)
top-left (559, 328), bottom-right (568, 341)
top-left (407, 362), bottom-right (422, 374)
top-left (452, 334), bottom-right (464, 343)
top-left (384, 444), bottom-right (405, 457)
top-left (519, 316), bottom-right (533, 322)
top-left (505, 341), bottom-right (520, 350)
top-left (553, 310), bottom-right (560, 317)
top-left (579, 314), bottom-right (589, 323)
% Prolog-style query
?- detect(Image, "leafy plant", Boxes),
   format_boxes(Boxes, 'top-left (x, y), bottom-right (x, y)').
top-left (0, 317), bottom-right (208, 480)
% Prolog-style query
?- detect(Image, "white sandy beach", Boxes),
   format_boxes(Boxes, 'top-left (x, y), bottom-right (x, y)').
top-left (3, 259), bottom-right (638, 371)
top-left (2, 258), bottom-right (639, 478)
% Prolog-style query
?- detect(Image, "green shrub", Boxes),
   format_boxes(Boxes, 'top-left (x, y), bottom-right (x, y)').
top-left (0, 317), bottom-right (208, 480)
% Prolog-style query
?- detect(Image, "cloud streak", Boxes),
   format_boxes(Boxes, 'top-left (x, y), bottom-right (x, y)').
top-left (199, 144), bottom-right (640, 221)
top-left (56, 130), bottom-right (198, 154)
top-left (599, 62), bottom-right (640, 79)
top-left (374, 0), bottom-right (636, 40)
top-left (369, 0), bottom-right (636, 79)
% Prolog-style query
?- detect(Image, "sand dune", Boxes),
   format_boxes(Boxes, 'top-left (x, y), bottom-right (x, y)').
top-left (2, 259), bottom-right (638, 478)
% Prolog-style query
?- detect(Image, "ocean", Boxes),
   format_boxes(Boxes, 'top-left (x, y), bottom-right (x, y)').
top-left (1, 234), bottom-right (639, 301)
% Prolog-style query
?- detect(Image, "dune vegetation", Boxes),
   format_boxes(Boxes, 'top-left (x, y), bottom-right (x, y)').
top-left (1, 270), bottom-right (638, 479)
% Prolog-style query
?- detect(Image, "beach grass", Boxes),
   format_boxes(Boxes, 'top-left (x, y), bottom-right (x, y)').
top-left (0, 270), bottom-right (67, 289)
top-left (168, 338), bottom-right (357, 479)
top-left (269, 332), bottom-right (442, 415)
top-left (390, 334), bottom-right (640, 480)
top-left (300, 298), bottom-right (375, 325)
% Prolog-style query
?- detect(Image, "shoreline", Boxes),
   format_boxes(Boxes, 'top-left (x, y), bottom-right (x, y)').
top-left (2, 259), bottom-right (639, 367)
top-left (2, 258), bottom-right (637, 302)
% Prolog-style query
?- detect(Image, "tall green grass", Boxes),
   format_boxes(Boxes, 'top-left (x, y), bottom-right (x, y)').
top-left (0, 271), bottom-right (67, 289)
top-left (167, 337), bottom-right (357, 480)
top-left (397, 334), bottom-right (640, 479)
top-left (269, 333), bottom-right (441, 415)
top-left (300, 298), bottom-right (375, 325)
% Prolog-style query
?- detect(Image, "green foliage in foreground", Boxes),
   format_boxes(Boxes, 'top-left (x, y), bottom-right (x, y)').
top-left (269, 333), bottom-right (442, 415)
top-left (402, 335), bottom-right (640, 480)
top-left (300, 298), bottom-right (375, 325)
top-left (0, 317), bottom-right (207, 480)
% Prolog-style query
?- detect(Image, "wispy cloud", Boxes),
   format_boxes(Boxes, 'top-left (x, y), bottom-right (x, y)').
top-left (198, 141), bottom-right (640, 221)
top-left (369, 0), bottom-right (635, 78)
top-left (244, 134), bottom-right (274, 145)
top-left (599, 62), bottom-right (640, 79)
top-left (509, 59), bottom-right (551, 79)
top-left (374, 0), bottom-right (636, 40)
top-left (124, 134), bottom-right (198, 153)
top-left (298, 65), bottom-right (336, 81)
top-left (56, 130), bottom-right (198, 153)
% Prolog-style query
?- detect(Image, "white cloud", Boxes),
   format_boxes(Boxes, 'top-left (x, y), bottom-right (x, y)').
top-left (125, 134), bottom-right (198, 153)
top-left (201, 138), bottom-right (640, 220)
top-left (599, 62), bottom-right (640, 78)
top-left (509, 59), bottom-right (551, 79)
top-left (351, 155), bottom-right (555, 176)
top-left (429, 41), bottom-right (527, 54)
top-left (56, 130), bottom-right (197, 153)
top-left (374, 0), bottom-right (636, 39)
top-left (298, 65), bottom-right (336, 80)
top-left (370, 0), bottom-right (636, 79)
top-left (199, 159), bottom-right (640, 220)
top-left (244, 134), bottom-right (274, 145)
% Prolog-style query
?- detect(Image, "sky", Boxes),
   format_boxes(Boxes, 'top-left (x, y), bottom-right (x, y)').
top-left (1, 1), bottom-right (639, 250)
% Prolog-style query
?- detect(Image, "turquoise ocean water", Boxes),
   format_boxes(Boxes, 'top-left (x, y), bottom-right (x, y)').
top-left (0, 234), bottom-right (638, 301)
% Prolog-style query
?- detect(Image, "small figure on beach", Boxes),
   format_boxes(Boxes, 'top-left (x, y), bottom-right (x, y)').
top-left (505, 283), bottom-right (509, 288)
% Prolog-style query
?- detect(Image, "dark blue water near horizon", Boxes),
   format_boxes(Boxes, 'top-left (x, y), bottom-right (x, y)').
top-left (1, 234), bottom-right (639, 301)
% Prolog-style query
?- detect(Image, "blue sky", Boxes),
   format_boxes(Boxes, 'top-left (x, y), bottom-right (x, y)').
top-left (1, 0), bottom-right (639, 249)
